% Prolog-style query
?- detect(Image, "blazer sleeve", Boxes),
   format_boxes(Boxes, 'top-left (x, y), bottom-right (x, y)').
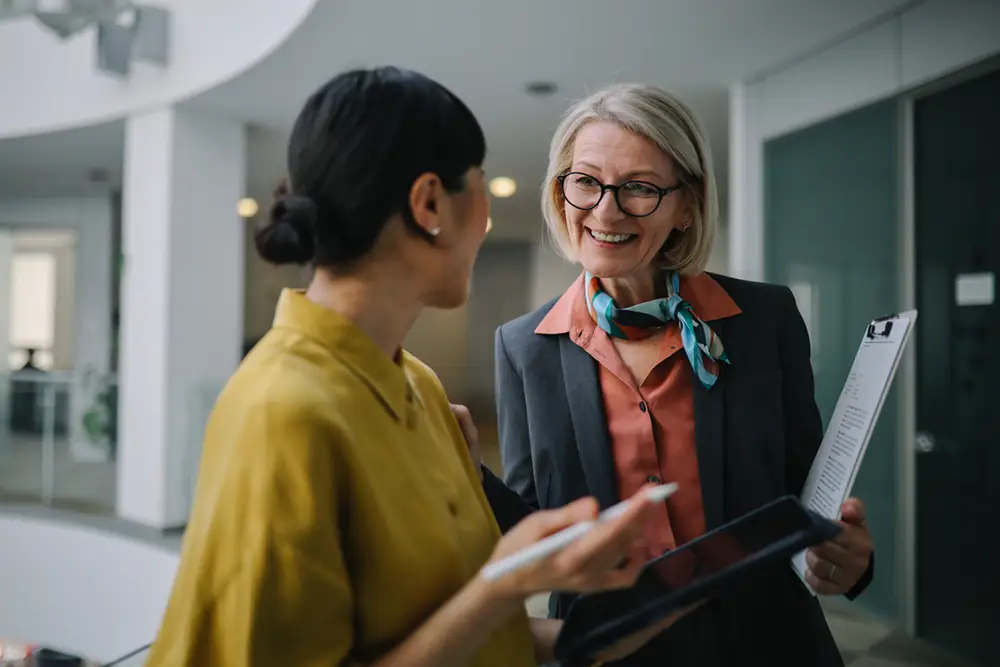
top-left (777, 287), bottom-right (874, 599)
top-left (777, 286), bottom-right (824, 497)
top-left (484, 325), bottom-right (541, 534)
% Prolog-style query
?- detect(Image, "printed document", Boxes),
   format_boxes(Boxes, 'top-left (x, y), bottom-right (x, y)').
top-left (792, 310), bottom-right (918, 590)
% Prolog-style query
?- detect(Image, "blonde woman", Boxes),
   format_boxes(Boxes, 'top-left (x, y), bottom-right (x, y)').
top-left (478, 84), bottom-right (875, 666)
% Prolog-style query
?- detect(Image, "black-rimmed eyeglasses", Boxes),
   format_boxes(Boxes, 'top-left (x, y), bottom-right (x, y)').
top-left (556, 172), bottom-right (682, 218)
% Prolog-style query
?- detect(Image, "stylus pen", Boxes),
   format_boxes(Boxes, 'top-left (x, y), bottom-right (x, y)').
top-left (480, 483), bottom-right (679, 582)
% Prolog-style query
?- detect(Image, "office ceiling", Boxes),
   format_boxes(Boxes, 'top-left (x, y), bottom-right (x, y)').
top-left (0, 0), bottom-right (912, 240)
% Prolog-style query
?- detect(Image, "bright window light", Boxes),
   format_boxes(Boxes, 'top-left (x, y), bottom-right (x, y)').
top-left (9, 252), bottom-right (56, 352)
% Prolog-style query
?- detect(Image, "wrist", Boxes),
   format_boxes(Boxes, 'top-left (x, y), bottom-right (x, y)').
top-left (472, 566), bottom-right (529, 611)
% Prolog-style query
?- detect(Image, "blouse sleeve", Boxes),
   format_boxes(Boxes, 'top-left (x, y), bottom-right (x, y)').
top-left (207, 398), bottom-right (363, 667)
top-left (211, 535), bottom-right (362, 667)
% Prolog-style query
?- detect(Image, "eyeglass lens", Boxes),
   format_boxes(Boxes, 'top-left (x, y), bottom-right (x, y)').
top-left (561, 172), bottom-right (664, 217)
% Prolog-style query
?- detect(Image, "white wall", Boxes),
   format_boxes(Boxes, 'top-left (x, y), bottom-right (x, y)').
top-left (0, 0), bottom-right (320, 139)
top-left (729, 0), bottom-right (1000, 281)
top-left (0, 513), bottom-right (178, 663)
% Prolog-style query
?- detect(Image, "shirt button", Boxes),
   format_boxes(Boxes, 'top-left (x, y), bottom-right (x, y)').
top-left (639, 401), bottom-right (647, 412)
top-left (647, 475), bottom-right (662, 485)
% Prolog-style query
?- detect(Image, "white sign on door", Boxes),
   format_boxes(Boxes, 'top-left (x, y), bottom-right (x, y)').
top-left (955, 272), bottom-right (995, 307)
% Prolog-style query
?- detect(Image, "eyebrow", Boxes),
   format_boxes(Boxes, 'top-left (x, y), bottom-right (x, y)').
top-left (573, 161), bottom-right (668, 183)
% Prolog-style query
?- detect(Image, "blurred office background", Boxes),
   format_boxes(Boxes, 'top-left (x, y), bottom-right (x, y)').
top-left (0, 0), bottom-right (998, 665)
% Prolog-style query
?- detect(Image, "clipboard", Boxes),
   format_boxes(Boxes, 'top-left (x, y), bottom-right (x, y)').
top-left (791, 310), bottom-right (918, 589)
top-left (553, 496), bottom-right (840, 663)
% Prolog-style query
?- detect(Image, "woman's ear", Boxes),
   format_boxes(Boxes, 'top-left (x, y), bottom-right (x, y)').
top-left (408, 173), bottom-right (444, 236)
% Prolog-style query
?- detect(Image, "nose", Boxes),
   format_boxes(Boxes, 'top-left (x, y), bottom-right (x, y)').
top-left (592, 190), bottom-right (626, 224)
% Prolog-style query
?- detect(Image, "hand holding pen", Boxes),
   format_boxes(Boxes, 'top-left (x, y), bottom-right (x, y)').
top-left (480, 484), bottom-right (677, 600)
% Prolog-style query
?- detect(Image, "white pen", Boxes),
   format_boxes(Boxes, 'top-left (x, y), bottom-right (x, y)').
top-left (480, 483), bottom-right (679, 582)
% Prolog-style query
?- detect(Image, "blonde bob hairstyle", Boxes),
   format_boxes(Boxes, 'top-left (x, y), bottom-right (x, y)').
top-left (542, 83), bottom-right (718, 275)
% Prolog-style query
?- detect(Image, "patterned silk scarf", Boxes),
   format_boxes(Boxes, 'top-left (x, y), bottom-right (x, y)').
top-left (584, 271), bottom-right (729, 389)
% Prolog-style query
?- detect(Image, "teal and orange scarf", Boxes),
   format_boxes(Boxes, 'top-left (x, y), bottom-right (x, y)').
top-left (585, 271), bottom-right (729, 389)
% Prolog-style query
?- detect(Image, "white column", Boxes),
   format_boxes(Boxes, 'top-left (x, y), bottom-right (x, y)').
top-left (0, 229), bottom-right (12, 461)
top-left (117, 107), bottom-right (246, 529)
top-left (728, 80), bottom-right (765, 282)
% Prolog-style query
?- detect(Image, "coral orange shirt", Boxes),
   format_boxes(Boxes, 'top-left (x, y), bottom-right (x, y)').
top-left (536, 273), bottom-right (741, 586)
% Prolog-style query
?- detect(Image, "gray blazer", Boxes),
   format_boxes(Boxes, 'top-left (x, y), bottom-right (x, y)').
top-left (483, 273), bottom-right (872, 667)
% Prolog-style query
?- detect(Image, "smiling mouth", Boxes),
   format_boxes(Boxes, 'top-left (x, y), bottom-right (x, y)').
top-left (587, 228), bottom-right (638, 245)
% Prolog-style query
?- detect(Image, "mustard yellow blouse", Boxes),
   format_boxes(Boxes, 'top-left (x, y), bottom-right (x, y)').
top-left (145, 290), bottom-right (536, 667)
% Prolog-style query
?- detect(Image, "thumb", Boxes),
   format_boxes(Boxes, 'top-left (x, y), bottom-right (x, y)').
top-left (841, 498), bottom-right (867, 526)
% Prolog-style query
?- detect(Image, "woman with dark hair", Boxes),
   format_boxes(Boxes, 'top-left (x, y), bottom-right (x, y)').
top-left (144, 67), bottom-right (668, 667)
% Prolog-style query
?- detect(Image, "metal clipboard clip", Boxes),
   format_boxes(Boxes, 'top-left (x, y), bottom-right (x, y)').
top-left (866, 314), bottom-right (897, 340)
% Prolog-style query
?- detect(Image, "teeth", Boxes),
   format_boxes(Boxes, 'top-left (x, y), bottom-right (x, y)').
top-left (589, 230), bottom-right (634, 244)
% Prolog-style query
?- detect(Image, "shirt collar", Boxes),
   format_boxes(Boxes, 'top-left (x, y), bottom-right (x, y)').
top-left (272, 289), bottom-right (419, 422)
top-left (535, 272), bottom-right (743, 337)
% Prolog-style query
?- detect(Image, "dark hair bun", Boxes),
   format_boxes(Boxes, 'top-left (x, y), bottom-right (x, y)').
top-left (254, 181), bottom-right (317, 265)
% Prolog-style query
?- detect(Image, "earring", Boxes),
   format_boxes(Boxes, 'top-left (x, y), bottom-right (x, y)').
top-left (428, 227), bottom-right (441, 237)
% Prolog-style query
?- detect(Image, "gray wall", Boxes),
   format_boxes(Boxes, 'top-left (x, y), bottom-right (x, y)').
top-left (465, 240), bottom-right (533, 418)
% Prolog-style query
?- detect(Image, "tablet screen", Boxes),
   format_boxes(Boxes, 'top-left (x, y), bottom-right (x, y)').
top-left (556, 496), bottom-right (839, 660)
top-left (645, 494), bottom-right (820, 589)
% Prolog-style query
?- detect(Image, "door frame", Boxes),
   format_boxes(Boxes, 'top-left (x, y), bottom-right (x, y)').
top-left (896, 91), bottom-right (917, 637)
top-left (897, 54), bottom-right (1000, 637)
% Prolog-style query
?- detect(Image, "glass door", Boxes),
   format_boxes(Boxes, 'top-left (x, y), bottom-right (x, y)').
top-left (764, 100), bottom-right (902, 622)
top-left (913, 66), bottom-right (1000, 666)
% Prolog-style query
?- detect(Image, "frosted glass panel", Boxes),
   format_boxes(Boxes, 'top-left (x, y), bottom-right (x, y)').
top-left (764, 100), bottom-right (900, 622)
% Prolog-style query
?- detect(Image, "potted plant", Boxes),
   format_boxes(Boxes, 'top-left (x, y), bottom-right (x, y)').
top-left (79, 367), bottom-right (117, 460)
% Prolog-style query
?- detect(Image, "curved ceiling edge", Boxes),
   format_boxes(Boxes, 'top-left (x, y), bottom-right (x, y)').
top-left (0, 0), bottom-right (323, 140)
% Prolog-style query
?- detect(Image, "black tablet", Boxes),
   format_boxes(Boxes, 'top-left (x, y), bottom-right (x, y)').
top-left (553, 495), bottom-right (840, 662)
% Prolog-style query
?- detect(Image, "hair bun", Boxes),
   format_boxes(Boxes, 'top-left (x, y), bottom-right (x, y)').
top-left (254, 182), bottom-right (317, 265)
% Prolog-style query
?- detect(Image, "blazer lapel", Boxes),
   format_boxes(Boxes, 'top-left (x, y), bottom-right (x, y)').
top-left (694, 317), bottom-right (728, 531)
top-left (559, 336), bottom-right (619, 511)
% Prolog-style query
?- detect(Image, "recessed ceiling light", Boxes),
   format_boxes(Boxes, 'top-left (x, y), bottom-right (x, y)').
top-left (236, 197), bottom-right (259, 219)
top-left (489, 177), bottom-right (517, 198)
top-left (525, 81), bottom-right (558, 97)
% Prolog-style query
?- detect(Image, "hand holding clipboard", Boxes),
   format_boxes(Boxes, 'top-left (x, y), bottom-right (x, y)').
top-left (792, 310), bottom-right (917, 594)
